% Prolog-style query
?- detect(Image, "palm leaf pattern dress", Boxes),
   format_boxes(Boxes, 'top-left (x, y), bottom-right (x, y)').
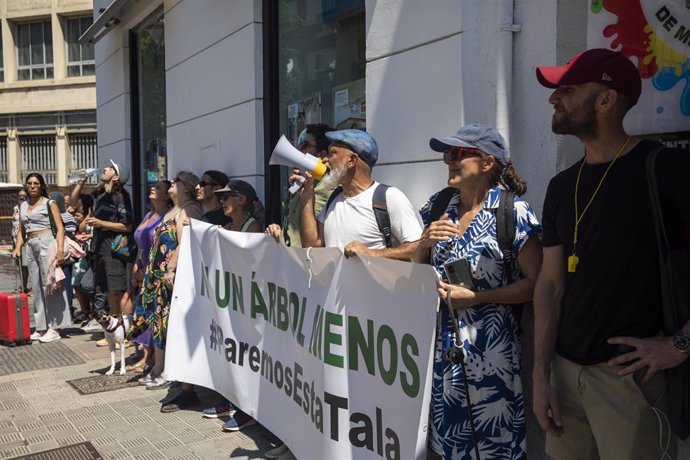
top-left (420, 186), bottom-right (541, 460)
top-left (142, 211), bottom-right (181, 349)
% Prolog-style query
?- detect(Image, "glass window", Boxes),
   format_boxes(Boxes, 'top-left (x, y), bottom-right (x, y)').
top-left (276, 0), bottom-right (366, 194)
top-left (66, 16), bottom-right (95, 77)
top-left (16, 20), bottom-right (53, 81)
top-left (133, 10), bottom-right (167, 215)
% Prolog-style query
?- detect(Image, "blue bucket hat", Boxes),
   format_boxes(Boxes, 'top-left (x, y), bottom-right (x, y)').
top-left (429, 123), bottom-right (510, 165)
top-left (325, 129), bottom-right (379, 167)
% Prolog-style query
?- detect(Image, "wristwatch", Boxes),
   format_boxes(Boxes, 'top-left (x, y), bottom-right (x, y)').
top-left (672, 330), bottom-right (690, 354)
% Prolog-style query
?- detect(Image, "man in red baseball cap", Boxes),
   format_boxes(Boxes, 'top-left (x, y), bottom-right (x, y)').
top-left (532, 48), bottom-right (690, 459)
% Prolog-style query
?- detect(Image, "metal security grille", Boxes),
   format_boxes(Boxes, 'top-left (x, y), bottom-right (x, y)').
top-left (69, 133), bottom-right (98, 184)
top-left (20, 135), bottom-right (56, 184)
top-left (0, 137), bottom-right (7, 183)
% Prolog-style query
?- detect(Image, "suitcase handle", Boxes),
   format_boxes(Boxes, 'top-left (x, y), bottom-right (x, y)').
top-left (13, 258), bottom-right (24, 294)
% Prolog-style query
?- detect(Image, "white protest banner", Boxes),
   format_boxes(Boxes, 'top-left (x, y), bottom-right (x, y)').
top-left (165, 220), bottom-right (439, 460)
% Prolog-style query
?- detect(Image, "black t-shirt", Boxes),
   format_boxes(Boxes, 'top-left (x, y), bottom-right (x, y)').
top-left (92, 190), bottom-right (133, 256)
top-left (201, 206), bottom-right (232, 226)
top-left (542, 140), bottom-right (689, 364)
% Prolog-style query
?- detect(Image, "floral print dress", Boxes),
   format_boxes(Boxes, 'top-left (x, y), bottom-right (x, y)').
top-left (142, 212), bottom-right (180, 350)
top-left (420, 186), bottom-right (541, 460)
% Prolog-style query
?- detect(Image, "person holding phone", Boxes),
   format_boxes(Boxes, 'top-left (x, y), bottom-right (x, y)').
top-left (414, 124), bottom-right (542, 459)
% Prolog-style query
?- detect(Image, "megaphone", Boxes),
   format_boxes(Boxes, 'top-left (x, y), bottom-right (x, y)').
top-left (270, 135), bottom-right (328, 180)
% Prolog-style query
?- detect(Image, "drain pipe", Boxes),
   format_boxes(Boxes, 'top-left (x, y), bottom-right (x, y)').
top-left (496, 0), bottom-right (521, 146)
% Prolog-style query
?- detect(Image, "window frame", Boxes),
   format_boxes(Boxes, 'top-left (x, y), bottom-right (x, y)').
top-left (65, 16), bottom-right (95, 78)
top-left (15, 19), bottom-right (53, 81)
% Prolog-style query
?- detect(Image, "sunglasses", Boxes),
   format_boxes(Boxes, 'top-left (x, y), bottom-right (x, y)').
top-left (197, 181), bottom-right (218, 187)
top-left (299, 141), bottom-right (317, 150)
top-left (443, 147), bottom-right (484, 162)
top-left (217, 191), bottom-right (242, 200)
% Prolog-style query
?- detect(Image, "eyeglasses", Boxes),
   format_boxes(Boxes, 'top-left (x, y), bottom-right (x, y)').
top-left (197, 181), bottom-right (218, 187)
top-left (443, 147), bottom-right (484, 162)
top-left (25, 181), bottom-right (41, 187)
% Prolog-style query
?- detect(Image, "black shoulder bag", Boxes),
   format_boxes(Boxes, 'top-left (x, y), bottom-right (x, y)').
top-left (646, 146), bottom-right (690, 440)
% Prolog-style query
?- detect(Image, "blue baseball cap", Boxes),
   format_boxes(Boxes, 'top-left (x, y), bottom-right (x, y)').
top-left (325, 129), bottom-right (379, 167)
top-left (429, 124), bottom-right (510, 165)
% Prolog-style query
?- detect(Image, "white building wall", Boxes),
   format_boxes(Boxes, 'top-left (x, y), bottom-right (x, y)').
top-left (165, 0), bottom-right (263, 193)
top-left (365, 0), bottom-right (562, 218)
top-left (93, 0), bottom-right (160, 193)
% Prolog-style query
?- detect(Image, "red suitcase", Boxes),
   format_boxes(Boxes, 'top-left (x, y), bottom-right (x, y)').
top-left (0, 266), bottom-right (31, 346)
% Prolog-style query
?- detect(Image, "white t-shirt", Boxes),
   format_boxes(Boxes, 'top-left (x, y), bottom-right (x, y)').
top-left (317, 181), bottom-right (422, 250)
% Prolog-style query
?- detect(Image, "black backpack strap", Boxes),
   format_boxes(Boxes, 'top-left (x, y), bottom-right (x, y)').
top-left (372, 184), bottom-right (392, 248)
top-left (324, 186), bottom-right (343, 214)
top-left (427, 187), bottom-right (457, 227)
top-left (496, 189), bottom-right (516, 283)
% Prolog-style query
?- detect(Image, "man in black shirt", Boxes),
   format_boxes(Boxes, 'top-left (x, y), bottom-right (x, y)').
top-left (532, 49), bottom-right (690, 459)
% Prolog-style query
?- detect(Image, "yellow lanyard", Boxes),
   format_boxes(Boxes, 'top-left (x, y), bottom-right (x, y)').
top-left (569, 136), bottom-right (631, 273)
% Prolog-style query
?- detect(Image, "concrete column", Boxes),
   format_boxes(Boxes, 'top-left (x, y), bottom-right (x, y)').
top-left (1, 18), bottom-right (16, 83)
top-left (51, 12), bottom-right (66, 80)
top-left (7, 128), bottom-right (20, 183)
top-left (55, 125), bottom-right (68, 185)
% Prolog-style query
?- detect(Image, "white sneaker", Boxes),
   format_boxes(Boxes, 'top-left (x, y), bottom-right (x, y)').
top-left (146, 376), bottom-right (171, 390)
top-left (138, 373), bottom-right (156, 386)
top-left (38, 329), bottom-right (61, 343)
top-left (81, 319), bottom-right (101, 333)
top-left (30, 331), bottom-right (44, 341)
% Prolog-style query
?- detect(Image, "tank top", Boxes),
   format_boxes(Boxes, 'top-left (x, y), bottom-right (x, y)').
top-left (240, 217), bottom-right (256, 232)
top-left (20, 198), bottom-right (52, 233)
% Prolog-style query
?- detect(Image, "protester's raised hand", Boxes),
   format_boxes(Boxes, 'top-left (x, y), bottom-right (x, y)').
top-left (288, 168), bottom-right (303, 185)
top-left (265, 224), bottom-right (283, 243)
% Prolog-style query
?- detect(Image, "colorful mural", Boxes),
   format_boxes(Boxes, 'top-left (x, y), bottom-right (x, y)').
top-left (589, 0), bottom-right (690, 135)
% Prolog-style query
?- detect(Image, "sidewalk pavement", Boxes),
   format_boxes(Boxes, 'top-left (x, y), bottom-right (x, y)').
top-left (0, 255), bottom-right (281, 460)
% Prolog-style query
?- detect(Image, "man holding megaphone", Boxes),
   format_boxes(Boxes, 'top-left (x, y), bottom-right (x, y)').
top-left (267, 129), bottom-right (421, 261)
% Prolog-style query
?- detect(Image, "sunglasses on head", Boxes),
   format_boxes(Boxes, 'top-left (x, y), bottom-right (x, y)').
top-left (198, 180), bottom-right (218, 187)
top-left (443, 147), bottom-right (484, 162)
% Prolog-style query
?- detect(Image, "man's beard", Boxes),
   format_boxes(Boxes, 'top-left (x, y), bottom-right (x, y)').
top-left (552, 92), bottom-right (599, 139)
top-left (319, 165), bottom-right (347, 190)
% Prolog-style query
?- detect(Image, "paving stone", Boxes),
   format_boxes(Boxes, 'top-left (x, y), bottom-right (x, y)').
top-left (0, 445), bottom-right (31, 458)
top-left (28, 440), bottom-right (60, 453)
top-left (0, 312), bottom-right (273, 460)
top-left (25, 432), bottom-right (53, 445)
top-left (56, 433), bottom-right (87, 446)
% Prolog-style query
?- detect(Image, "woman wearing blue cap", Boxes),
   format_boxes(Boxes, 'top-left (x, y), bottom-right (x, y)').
top-left (414, 124), bottom-right (542, 459)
